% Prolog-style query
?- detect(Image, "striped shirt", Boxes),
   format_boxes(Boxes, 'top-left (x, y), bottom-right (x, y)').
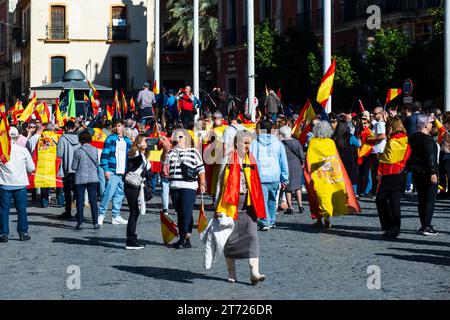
top-left (165, 147), bottom-right (205, 190)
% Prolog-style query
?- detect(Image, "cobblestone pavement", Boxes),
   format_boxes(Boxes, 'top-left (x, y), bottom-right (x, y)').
top-left (0, 191), bottom-right (449, 300)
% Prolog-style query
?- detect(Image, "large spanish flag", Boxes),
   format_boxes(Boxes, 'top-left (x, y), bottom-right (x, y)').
top-left (91, 128), bottom-right (107, 149)
top-left (215, 151), bottom-right (266, 220)
top-left (19, 93), bottom-right (37, 122)
top-left (378, 133), bottom-right (411, 176)
top-left (304, 137), bottom-right (360, 219)
top-left (385, 89), bottom-right (402, 105)
top-left (28, 131), bottom-right (63, 188)
top-left (316, 58), bottom-right (336, 108)
top-left (435, 118), bottom-right (448, 144)
top-left (0, 113), bottom-right (11, 164)
top-left (160, 212), bottom-right (178, 244)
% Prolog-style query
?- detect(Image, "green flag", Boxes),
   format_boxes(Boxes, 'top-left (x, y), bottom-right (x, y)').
top-left (67, 89), bottom-right (76, 118)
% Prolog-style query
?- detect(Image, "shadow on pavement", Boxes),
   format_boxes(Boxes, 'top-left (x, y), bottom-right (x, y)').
top-left (112, 265), bottom-right (230, 284)
top-left (377, 247), bottom-right (450, 267)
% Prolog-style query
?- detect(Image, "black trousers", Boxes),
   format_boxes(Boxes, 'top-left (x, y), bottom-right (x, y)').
top-left (170, 188), bottom-right (196, 239)
top-left (124, 184), bottom-right (141, 241)
top-left (375, 173), bottom-right (404, 231)
top-left (63, 173), bottom-right (75, 214)
top-left (413, 172), bottom-right (438, 228)
top-left (180, 110), bottom-right (194, 129)
top-left (74, 183), bottom-right (98, 225)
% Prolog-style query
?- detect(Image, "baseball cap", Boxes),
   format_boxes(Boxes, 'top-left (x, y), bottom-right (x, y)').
top-left (9, 127), bottom-right (19, 138)
top-left (362, 111), bottom-right (370, 120)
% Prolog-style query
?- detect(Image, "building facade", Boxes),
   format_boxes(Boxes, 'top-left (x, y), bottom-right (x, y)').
top-left (216, 0), bottom-right (442, 98)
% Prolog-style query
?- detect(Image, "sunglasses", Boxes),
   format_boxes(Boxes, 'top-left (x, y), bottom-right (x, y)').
top-left (178, 136), bottom-right (185, 139)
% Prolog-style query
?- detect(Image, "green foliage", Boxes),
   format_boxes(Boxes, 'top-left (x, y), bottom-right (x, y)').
top-left (254, 20), bottom-right (279, 69)
top-left (165, 0), bottom-right (218, 50)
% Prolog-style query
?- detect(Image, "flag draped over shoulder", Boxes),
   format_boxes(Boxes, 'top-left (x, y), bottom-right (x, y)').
top-left (0, 113), bottom-right (11, 164)
top-left (385, 89), bottom-right (402, 105)
top-left (316, 58), bottom-right (336, 108)
top-left (28, 131), bottom-right (63, 188)
top-left (160, 212), bottom-right (178, 244)
top-left (215, 151), bottom-right (266, 220)
top-left (304, 138), bottom-right (360, 219)
top-left (435, 118), bottom-right (448, 144)
top-left (378, 133), bottom-right (411, 176)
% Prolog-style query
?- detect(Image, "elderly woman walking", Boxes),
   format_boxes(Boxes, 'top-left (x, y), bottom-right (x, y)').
top-left (279, 126), bottom-right (305, 214)
top-left (163, 129), bottom-right (206, 249)
top-left (304, 121), bottom-right (360, 229)
top-left (215, 130), bottom-right (267, 284)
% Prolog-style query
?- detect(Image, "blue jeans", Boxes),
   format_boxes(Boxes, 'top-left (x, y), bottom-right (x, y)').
top-left (161, 177), bottom-right (169, 210)
top-left (170, 188), bottom-right (196, 239)
top-left (97, 166), bottom-right (106, 201)
top-left (269, 113), bottom-right (277, 123)
top-left (406, 171), bottom-right (413, 191)
top-left (365, 172), bottom-right (372, 195)
top-left (259, 182), bottom-right (279, 227)
top-left (75, 183), bottom-right (99, 225)
top-left (0, 187), bottom-right (28, 235)
top-left (98, 174), bottom-right (125, 219)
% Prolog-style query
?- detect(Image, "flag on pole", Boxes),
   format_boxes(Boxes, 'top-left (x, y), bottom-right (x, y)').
top-left (106, 104), bottom-right (113, 121)
top-left (0, 112), bottom-right (11, 164)
top-left (121, 90), bottom-right (128, 116)
top-left (292, 99), bottom-right (315, 139)
top-left (34, 102), bottom-right (50, 123)
top-left (435, 118), bottom-right (448, 144)
top-left (130, 97), bottom-right (136, 112)
top-left (197, 198), bottom-right (208, 234)
top-left (112, 90), bottom-right (121, 119)
top-left (358, 99), bottom-right (365, 113)
top-left (67, 89), bottom-right (77, 118)
top-left (11, 101), bottom-right (24, 125)
top-left (55, 99), bottom-right (65, 127)
top-left (152, 80), bottom-right (159, 95)
top-left (90, 95), bottom-right (99, 116)
top-left (19, 92), bottom-right (37, 122)
top-left (86, 79), bottom-right (99, 98)
top-left (0, 103), bottom-right (5, 115)
top-left (316, 58), bottom-right (336, 108)
top-left (385, 89), bottom-right (402, 106)
top-left (160, 212), bottom-right (178, 244)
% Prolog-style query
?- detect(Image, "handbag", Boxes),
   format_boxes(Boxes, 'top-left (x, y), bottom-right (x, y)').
top-left (175, 149), bottom-right (199, 182)
top-left (124, 170), bottom-right (143, 188)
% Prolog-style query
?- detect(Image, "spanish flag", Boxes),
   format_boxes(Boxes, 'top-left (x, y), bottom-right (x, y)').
top-left (55, 99), bottom-right (65, 127)
top-left (197, 200), bottom-right (208, 234)
top-left (112, 90), bottom-right (121, 119)
top-left (152, 80), bottom-right (159, 95)
top-left (304, 137), bottom-right (360, 219)
top-left (293, 99), bottom-right (315, 139)
top-left (357, 127), bottom-right (374, 165)
top-left (34, 102), bottom-right (50, 124)
top-left (385, 89), bottom-right (402, 106)
top-left (378, 133), bottom-right (411, 176)
top-left (215, 151), bottom-right (266, 220)
top-left (106, 104), bottom-right (113, 121)
top-left (91, 128), bottom-right (107, 149)
top-left (28, 131), bottom-right (63, 188)
top-left (149, 147), bottom-right (163, 173)
top-left (19, 92), bottom-right (37, 122)
top-left (121, 89), bottom-right (128, 116)
top-left (10, 101), bottom-right (24, 125)
top-left (0, 113), bottom-right (11, 164)
top-left (0, 103), bottom-right (5, 115)
top-left (316, 58), bottom-right (336, 108)
top-left (90, 95), bottom-right (99, 116)
top-left (86, 79), bottom-right (99, 98)
top-left (435, 118), bottom-right (448, 144)
top-left (130, 97), bottom-right (136, 112)
top-left (160, 212), bottom-right (178, 244)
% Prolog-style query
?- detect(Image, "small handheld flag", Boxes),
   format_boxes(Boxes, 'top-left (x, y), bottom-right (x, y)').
top-left (385, 89), bottom-right (402, 106)
top-left (160, 212), bottom-right (178, 244)
top-left (197, 194), bottom-right (208, 234)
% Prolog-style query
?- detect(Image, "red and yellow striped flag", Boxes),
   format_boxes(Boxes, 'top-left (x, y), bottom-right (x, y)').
top-left (385, 89), bottom-right (402, 105)
top-left (0, 112), bottom-right (11, 164)
top-left (378, 133), bottom-right (411, 176)
top-left (11, 100), bottom-right (24, 125)
top-left (435, 118), bottom-right (448, 144)
top-left (91, 128), bottom-right (107, 149)
top-left (121, 89), bottom-right (128, 116)
top-left (316, 58), bottom-right (336, 108)
top-left (106, 104), bottom-right (113, 121)
top-left (0, 103), bottom-right (5, 115)
top-left (130, 97), bottom-right (136, 112)
top-left (197, 200), bottom-right (208, 234)
top-left (34, 102), bottom-right (50, 124)
top-left (19, 92), bottom-right (37, 122)
top-left (160, 212), bottom-right (178, 244)
top-left (55, 99), bottom-right (65, 127)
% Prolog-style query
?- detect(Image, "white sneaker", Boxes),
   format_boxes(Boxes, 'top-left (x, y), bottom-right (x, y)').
top-left (98, 215), bottom-right (105, 226)
top-left (112, 216), bottom-right (128, 225)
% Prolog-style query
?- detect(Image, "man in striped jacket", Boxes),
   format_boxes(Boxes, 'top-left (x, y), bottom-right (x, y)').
top-left (98, 119), bottom-right (132, 226)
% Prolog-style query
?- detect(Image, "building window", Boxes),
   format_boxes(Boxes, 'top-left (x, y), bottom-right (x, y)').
top-left (49, 5), bottom-right (67, 40)
top-left (109, 6), bottom-right (129, 40)
top-left (51, 56), bottom-right (66, 83)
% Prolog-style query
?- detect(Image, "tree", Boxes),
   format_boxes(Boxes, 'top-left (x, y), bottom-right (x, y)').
top-left (364, 29), bottom-right (411, 99)
top-left (165, 0), bottom-right (218, 50)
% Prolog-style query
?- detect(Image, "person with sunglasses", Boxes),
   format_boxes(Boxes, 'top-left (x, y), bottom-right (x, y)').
top-left (163, 129), bottom-right (205, 249)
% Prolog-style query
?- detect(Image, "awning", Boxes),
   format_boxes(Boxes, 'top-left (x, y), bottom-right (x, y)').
top-left (30, 80), bottom-right (112, 102)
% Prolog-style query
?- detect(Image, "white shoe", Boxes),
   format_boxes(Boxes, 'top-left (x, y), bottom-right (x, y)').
top-left (112, 216), bottom-right (128, 225)
top-left (98, 215), bottom-right (105, 226)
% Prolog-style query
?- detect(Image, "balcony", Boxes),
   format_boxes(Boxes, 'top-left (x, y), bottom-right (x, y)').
top-left (224, 28), bottom-right (237, 47)
top-left (296, 11), bottom-right (312, 31)
top-left (45, 25), bottom-right (69, 41)
top-left (107, 25), bottom-right (130, 41)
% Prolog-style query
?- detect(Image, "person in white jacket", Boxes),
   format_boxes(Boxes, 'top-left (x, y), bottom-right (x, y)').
top-left (0, 127), bottom-right (35, 243)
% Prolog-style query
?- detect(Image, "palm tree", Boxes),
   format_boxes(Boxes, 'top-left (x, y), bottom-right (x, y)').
top-left (165, 0), bottom-right (218, 50)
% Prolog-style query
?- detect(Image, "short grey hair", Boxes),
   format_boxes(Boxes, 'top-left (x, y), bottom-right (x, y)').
top-left (279, 126), bottom-right (292, 138)
top-left (417, 114), bottom-right (432, 130)
top-left (313, 121), bottom-right (334, 139)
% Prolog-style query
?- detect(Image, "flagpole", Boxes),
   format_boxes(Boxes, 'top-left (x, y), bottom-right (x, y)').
top-left (193, 0), bottom-right (200, 121)
top-left (154, 0), bottom-right (160, 98)
top-left (324, 0), bottom-right (332, 113)
top-left (247, 0), bottom-right (256, 123)
top-left (445, 0), bottom-right (450, 112)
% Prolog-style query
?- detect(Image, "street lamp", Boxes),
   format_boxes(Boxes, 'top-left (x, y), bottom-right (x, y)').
top-left (324, 0), bottom-right (332, 113)
top-left (247, 0), bottom-right (255, 122)
top-left (193, 0), bottom-right (200, 120)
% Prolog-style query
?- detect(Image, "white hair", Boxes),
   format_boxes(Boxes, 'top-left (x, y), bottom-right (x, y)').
top-left (279, 126), bottom-right (292, 138)
top-left (313, 121), bottom-right (334, 139)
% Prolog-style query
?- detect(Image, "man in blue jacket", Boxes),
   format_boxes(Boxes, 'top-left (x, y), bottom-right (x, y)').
top-left (250, 118), bottom-right (289, 231)
top-left (98, 119), bottom-right (132, 226)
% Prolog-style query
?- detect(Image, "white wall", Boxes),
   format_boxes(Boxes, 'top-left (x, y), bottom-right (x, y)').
top-left (29, 0), bottom-right (152, 91)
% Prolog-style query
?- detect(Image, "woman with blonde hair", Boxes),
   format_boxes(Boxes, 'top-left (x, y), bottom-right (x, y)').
top-left (375, 116), bottom-right (411, 238)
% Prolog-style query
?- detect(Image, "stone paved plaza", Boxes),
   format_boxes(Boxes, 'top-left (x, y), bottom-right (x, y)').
top-left (0, 191), bottom-right (449, 300)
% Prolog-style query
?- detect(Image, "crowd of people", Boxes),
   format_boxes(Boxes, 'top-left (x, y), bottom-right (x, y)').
top-left (0, 82), bottom-right (449, 284)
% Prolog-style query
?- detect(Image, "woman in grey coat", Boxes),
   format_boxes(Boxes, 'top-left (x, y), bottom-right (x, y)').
top-left (279, 126), bottom-right (306, 214)
top-left (71, 131), bottom-right (100, 230)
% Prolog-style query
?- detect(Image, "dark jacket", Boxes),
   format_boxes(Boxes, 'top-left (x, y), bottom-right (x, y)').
top-left (408, 131), bottom-right (439, 177)
top-left (124, 152), bottom-right (153, 189)
top-left (264, 92), bottom-right (281, 114)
